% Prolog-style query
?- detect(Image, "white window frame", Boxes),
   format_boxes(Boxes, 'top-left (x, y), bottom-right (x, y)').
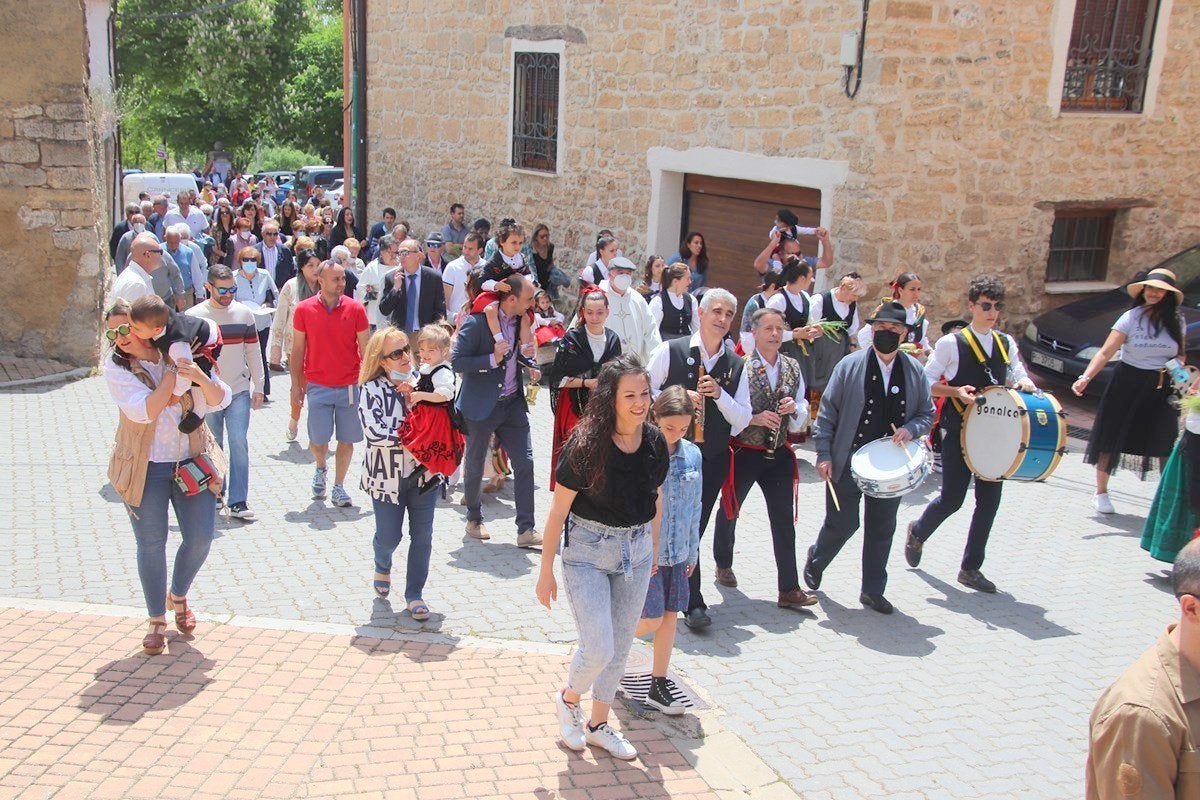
top-left (507, 38), bottom-right (565, 178)
top-left (1047, 0), bottom-right (1175, 116)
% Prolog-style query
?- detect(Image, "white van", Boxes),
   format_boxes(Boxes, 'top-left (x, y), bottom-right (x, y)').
top-left (121, 172), bottom-right (199, 212)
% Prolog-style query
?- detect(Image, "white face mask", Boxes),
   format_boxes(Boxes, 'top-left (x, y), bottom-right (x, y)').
top-left (611, 274), bottom-right (632, 293)
top-left (132, 223), bottom-right (145, 233)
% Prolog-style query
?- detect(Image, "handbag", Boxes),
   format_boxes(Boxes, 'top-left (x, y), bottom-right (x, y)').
top-left (176, 396), bottom-right (228, 496)
top-left (173, 454), bottom-right (220, 495)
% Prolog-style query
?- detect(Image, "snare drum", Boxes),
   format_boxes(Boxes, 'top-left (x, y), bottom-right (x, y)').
top-left (850, 437), bottom-right (931, 499)
top-left (961, 386), bottom-right (1066, 482)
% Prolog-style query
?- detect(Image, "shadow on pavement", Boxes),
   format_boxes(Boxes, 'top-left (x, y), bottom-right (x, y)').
top-left (816, 595), bottom-right (944, 657)
top-left (1080, 512), bottom-right (1146, 539)
top-left (916, 571), bottom-right (1077, 640)
top-left (347, 613), bottom-right (460, 663)
top-left (283, 500), bottom-right (372, 530)
top-left (77, 638), bottom-right (215, 724)
top-left (97, 482), bottom-right (123, 504)
top-left (444, 538), bottom-right (538, 578)
top-left (265, 444), bottom-right (312, 465)
top-left (675, 594), bottom-right (815, 658)
top-left (1143, 569), bottom-right (1174, 594)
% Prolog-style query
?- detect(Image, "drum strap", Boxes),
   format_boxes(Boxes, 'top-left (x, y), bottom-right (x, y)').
top-left (952, 328), bottom-right (1010, 413)
top-left (720, 441), bottom-right (799, 523)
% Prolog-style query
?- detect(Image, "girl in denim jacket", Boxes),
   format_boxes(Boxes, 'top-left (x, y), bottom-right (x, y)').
top-left (635, 386), bottom-right (702, 714)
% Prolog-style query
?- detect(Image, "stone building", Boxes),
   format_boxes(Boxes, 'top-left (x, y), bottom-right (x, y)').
top-left (0, 0), bottom-right (111, 367)
top-left (365, 0), bottom-right (1198, 330)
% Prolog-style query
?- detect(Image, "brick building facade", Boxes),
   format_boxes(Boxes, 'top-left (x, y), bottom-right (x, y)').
top-left (365, 0), bottom-right (1197, 330)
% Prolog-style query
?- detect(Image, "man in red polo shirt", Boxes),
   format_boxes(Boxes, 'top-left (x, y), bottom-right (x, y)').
top-left (290, 260), bottom-right (370, 507)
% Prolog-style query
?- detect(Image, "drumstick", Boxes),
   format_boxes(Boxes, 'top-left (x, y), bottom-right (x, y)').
top-left (825, 478), bottom-right (841, 511)
top-left (891, 424), bottom-right (919, 468)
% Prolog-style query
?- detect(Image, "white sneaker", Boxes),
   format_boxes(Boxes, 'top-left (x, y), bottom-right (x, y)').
top-left (585, 722), bottom-right (637, 760)
top-left (1093, 493), bottom-right (1115, 514)
top-left (552, 691), bottom-right (585, 752)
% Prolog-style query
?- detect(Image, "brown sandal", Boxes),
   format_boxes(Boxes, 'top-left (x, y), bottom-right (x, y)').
top-left (167, 594), bottom-right (196, 633)
top-left (143, 620), bottom-right (168, 655)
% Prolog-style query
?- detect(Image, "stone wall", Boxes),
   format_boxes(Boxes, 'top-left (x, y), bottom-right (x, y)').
top-left (0, 1), bottom-right (107, 367)
top-left (365, 0), bottom-right (1200, 331)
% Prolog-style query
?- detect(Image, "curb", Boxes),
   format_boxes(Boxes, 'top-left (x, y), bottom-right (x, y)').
top-left (0, 366), bottom-right (93, 388)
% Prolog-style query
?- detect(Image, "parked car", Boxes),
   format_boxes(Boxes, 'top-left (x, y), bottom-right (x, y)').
top-left (1019, 243), bottom-right (1200, 396)
top-left (294, 165), bottom-right (343, 202)
top-left (327, 178), bottom-right (344, 207)
top-left (272, 181), bottom-right (293, 207)
top-left (253, 170), bottom-right (294, 185)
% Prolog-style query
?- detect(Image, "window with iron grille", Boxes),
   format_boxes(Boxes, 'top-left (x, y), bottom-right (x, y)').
top-left (511, 52), bottom-right (560, 173)
top-left (1061, 0), bottom-right (1161, 112)
top-left (1046, 210), bottom-right (1116, 282)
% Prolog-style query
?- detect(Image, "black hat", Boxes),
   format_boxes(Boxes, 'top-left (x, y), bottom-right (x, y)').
top-left (866, 301), bottom-right (908, 326)
top-left (940, 318), bottom-right (968, 336)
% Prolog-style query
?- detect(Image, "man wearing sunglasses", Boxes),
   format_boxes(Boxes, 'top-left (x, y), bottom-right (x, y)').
top-left (112, 233), bottom-right (166, 304)
top-left (187, 265), bottom-right (265, 520)
top-left (1087, 537), bottom-right (1200, 799)
top-left (904, 275), bottom-right (1036, 594)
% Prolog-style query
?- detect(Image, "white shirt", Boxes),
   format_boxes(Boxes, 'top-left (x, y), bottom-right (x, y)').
top-left (874, 351), bottom-right (897, 390)
top-left (111, 262), bottom-right (155, 303)
top-left (103, 354), bottom-right (233, 463)
top-left (532, 309), bottom-right (565, 330)
top-left (1113, 306), bottom-right (1181, 369)
top-left (358, 258), bottom-right (395, 328)
top-left (580, 255), bottom-right (612, 285)
top-left (766, 288), bottom-right (812, 321)
top-left (810, 292), bottom-right (863, 337)
top-left (925, 324), bottom-right (1030, 387)
top-left (647, 332), bottom-right (753, 436)
top-left (441, 254), bottom-right (480, 320)
top-left (162, 205), bottom-right (209, 239)
top-left (742, 348), bottom-right (808, 433)
top-left (586, 329), bottom-right (608, 361)
top-left (601, 281), bottom-right (662, 365)
top-left (420, 360), bottom-right (456, 400)
top-left (260, 244), bottom-right (280, 284)
top-left (648, 290), bottom-right (701, 334)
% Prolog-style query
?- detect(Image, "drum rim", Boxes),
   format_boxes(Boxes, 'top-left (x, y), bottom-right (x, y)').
top-left (1037, 391), bottom-right (1067, 481)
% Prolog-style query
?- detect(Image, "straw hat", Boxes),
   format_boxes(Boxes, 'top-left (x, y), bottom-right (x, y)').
top-left (1127, 268), bottom-right (1183, 300)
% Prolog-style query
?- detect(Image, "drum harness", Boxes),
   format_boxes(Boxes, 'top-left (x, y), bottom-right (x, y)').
top-left (950, 327), bottom-right (1009, 415)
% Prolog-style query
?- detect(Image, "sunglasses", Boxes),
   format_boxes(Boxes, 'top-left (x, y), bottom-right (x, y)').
top-left (382, 346), bottom-right (410, 360)
top-left (144, 248), bottom-right (163, 255)
top-left (105, 323), bottom-right (132, 341)
top-left (213, 286), bottom-right (237, 296)
top-left (977, 301), bottom-right (1005, 311)
top-left (264, 232), bottom-right (279, 237)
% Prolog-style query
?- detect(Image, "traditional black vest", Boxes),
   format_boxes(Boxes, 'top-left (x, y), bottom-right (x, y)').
top-left (736, 351), bottom-right (802, 448)
top-left (945, 328), bottom-right (1010, 424)
top-left (906, 304), bottom-right (926, 345)
top-left (853, 354), bottom-right (908, 451)
top-left (820, 290), bottom-right (856, 325)
top-left (781, 289), bottom-right (810, 329)
top-left (663, 336), bottom-right (745, 462)
top-left (658, 291), bottom-right (693, 340)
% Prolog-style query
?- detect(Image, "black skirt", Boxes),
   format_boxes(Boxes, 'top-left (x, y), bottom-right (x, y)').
top-left (1084, 361), bottom-right (1179, 478)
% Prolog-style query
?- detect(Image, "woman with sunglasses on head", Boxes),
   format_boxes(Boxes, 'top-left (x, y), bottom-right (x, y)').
top-left (1073, 268), bottom-right (1187, 515)
top-left (357, 327), bottom-right (439, 621)
top-left (903, 275), bottom-right (1037, 596)
top-left (102, 298), bottom-right (233, 654)
top-left (856, 272), bottom-right (932, 358)
top-left (269, 247), bottom-right (321, 441)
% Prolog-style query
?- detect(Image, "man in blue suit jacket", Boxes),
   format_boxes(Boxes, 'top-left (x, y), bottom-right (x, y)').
top-left (451, 274), bottom-right (542, 548)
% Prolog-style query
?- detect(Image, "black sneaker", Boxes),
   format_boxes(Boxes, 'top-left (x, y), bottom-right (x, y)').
top-left (644, 677), bottom-right (686, 716)
top-left (904, 522), bottom-right (923, 568)
top-left (228, 502), bottom-right (256, 521)
top-left (682, 608), bottom-right (711, 629)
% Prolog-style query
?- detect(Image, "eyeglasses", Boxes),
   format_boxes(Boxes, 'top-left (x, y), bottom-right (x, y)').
top-left (214, 286), bottom-right (237, 296)
top-left (397, 249), bottom-right (416, 256)
top-left (144, 248), bottom-right (163, 255)
top-left (264, 232), bottom-right (278, 237)
top-left (382, 346), bottom-right (410, 360)
top-left (977, 301), bottom-right (1005, 311)
top-left (104, 323), bottom-right (132, 341)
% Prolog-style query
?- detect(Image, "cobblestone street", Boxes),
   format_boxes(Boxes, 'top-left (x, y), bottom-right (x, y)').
top-left (0, 371), bottom-right (1169, 799)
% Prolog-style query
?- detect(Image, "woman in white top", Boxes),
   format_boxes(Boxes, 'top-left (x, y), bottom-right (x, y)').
top-left (855, 272), bottom-right (932, 356)
top-left (636, 254), bottom-right (665, 302)
top-left (269, 248), bottom-right (321, 441)
top-left (809, 271), bottom-right (866, 397)
top-left (234, 246), bottom-right (276, 397)
top-left (648, 263), bottom-right (700, 341)
top-left (1073, 268), bottom-right (1187, 514)
top-left (103, 299), bottom-right (233, 655)
top-left (356, 327), bottom-right (439, 621)
top-left (580, 233), bottom-right (619, 288)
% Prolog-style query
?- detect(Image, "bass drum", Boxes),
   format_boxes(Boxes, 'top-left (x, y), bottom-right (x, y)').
top-left (961, 386), bottom-right (1066, 482)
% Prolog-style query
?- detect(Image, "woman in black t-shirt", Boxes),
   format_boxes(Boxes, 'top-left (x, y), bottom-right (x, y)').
top-left (536, 355), bottom-right (669, 761)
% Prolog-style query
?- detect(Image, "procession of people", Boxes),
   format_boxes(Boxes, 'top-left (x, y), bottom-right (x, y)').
top-left (104, 190), bottom-right (1196, 767)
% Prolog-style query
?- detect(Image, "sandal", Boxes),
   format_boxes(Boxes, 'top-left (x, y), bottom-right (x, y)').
top-left (143, 620), bottom-right (168, 655)
top-left (167, 593), bottom-right (196, 633)
top-left (407, 600), bottom-right (431, 621)
top-left (373, 572), bottom-right (391, 598)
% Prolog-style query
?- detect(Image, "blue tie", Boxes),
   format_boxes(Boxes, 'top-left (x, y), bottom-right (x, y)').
top-left (405, 273), bottom-right (418, 331)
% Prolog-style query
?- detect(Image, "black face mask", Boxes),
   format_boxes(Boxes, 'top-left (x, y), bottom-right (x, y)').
top-left (873, 329), bottom-right (901, 354)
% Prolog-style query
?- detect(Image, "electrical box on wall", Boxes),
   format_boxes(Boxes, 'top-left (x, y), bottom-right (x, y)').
top-left (840, 33), bottom-right (859, 67)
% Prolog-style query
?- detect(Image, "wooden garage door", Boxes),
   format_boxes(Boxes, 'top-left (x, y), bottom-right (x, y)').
top-left (682, 175), bottom-right (821, 309)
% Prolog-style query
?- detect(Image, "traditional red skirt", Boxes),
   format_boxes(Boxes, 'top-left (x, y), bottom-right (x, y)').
top-left (535, 323), bottom-right (566, 347)
top-left (550, 396), bottom-right (581, 490)
top-left (398, 404), bottom-right (464, 478)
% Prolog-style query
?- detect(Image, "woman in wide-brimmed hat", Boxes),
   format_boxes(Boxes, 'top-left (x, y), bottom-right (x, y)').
top-left (1073, 268), bottom-right (1187, 514)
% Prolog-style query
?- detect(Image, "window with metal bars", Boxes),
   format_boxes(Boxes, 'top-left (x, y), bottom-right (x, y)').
top-left (1046, 210), bottom-right (1116, 282)
top-left (511, 52), bottom-right (560, 173)
top-left (1061, 0), bottom-right (1161, 112)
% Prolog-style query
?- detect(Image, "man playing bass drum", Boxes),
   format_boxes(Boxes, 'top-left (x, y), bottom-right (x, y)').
top-left (904, 275), bottom-right (1037, 594)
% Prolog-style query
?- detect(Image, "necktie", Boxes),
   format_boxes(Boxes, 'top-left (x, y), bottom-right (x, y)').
top-left (405, 273), bottom-right (418, 331)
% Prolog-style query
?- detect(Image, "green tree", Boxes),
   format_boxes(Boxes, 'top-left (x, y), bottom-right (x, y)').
top-left (282, 18), bottom-right (344, 163)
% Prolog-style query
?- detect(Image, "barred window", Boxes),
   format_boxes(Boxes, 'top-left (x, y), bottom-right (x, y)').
top-left (1061, 0), bottom-right (1161, 113)
top-left (1046, 210), bottom-right (1116, 282)
top-left (511, 52), bottom-right (560, 173)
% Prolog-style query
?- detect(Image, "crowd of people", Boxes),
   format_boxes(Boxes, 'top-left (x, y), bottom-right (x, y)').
top-left (102, 187), bottom-right (1198, 773)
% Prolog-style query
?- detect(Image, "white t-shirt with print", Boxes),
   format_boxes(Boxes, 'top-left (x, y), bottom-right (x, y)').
top-left (1113, 306), bottom-right (1180, 370)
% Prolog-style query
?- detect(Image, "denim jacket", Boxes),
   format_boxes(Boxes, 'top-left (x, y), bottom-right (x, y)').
top-left (658, 438), bottom-right (702, 567)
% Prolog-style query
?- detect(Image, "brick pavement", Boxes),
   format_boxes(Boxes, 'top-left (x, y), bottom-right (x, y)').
top-left (0, 371), bottom-right (1176, 799)
top-left (0, 606), bottom-right (720, 800)
top-left (0, 354), bottom-right (82, 385)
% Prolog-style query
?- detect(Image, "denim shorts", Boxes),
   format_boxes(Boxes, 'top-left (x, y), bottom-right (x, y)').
top-left (307, 382), bottom-right (363, 445)
top-left (641, 562), bottom-right (691, 618)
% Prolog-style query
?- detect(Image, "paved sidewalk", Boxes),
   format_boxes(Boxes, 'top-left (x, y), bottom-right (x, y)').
top-left (0, 354), bottom-right (88, 386)
top-left (0, 606), bottom-right (721, 800)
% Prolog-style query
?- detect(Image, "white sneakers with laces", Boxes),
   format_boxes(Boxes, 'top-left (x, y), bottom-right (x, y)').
top-left (585, 722), bottom-right (637, 760)
top-left (553, 691), bottom-right (585, 752)
top-left (1093, 492), bottom-right (1115, 514)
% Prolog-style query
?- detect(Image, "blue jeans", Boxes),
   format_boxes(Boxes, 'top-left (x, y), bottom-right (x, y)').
top-left (205, 390), bottom-right (251, 506)
top-left (561, 515), bottom-right (653, 704)
top-left (462, 395), bottom-right (535, 533)
top-left (371, 475), bottom-right (437, 602)
top-left (126, 461), bottom-right (217, 617)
